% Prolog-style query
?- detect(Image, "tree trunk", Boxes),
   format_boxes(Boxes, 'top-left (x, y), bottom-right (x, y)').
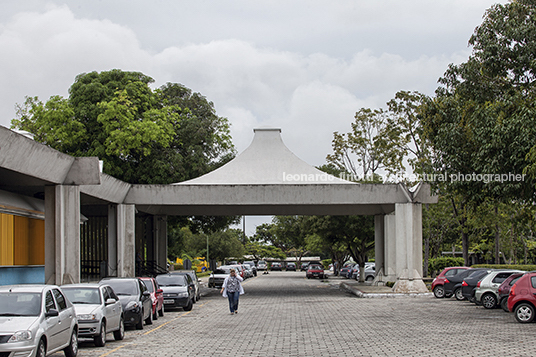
top-left (495, 206), bottom-right (500, 264)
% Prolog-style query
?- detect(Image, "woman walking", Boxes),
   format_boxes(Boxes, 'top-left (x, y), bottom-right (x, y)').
top-left (221, 268), bottom-right (244, 314)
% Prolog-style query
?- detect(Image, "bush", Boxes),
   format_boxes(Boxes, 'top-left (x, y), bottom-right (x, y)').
top-left (428, 257), bottom-right (465, 276)
top-left (471, 264), bottom-right (536, 271)
top-left (322, 259), bottom-right (332, 270)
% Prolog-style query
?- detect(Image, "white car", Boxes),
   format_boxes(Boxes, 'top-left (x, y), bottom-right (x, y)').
top-left (62, 283), bottom-right (124, 347)
top-left (257, 261), bottom-right (268, 271)
top-left (0, 284), bottom-right (78, 357)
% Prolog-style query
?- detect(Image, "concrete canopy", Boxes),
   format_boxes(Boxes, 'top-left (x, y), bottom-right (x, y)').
top-left (126, 128), bottom-right (437, 216)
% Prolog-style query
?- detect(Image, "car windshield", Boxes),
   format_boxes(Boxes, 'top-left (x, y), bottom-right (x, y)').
top-left (141, 280), bottom-right (154, 293)
top-left (104, 280), bottom-right (138, 295)
top-left (156, 275), bottom-right (186, 287)
top-left (63, 287), bottom-right (101, 305)
top-left (310, 265), bottom-right (322, 270)
top-left (214, 267), bottom-right (231, 274)
top-left (0, 292), bottom-right (41, 316)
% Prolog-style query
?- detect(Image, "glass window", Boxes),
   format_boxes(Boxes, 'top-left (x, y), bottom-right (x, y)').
top-left (492, 273), bottom-right (511, 284)
top-left (142, 279), bottom-right (155, 293)
top-left (0, 292), bottom-right (41, 316)
top-left (531, 276), bottom-right (536, 289)
top-left (102, 287), bottom-right (110, 301)
top-left (107, 286), bottom-right (119, 300)
top-left (103, 279), bottom-right (138, 295)
top-left (52, 289), bottom-right (67, 310)
top-left (63, 288), bottom-right (101, 305)
top-left (45, 291), bottom-right (56, 313)
top-left (156, 275), bottom-right (186, 287)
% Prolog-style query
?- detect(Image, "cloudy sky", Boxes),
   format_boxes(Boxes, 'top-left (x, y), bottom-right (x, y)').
top-left (0, 0), bottom-right (506, 233)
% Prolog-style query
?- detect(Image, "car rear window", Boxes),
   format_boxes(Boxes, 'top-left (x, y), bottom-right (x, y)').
top-left (156, 275), bottom-right (186, 287)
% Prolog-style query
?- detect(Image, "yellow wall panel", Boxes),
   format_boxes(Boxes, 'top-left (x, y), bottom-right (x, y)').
top-left (29, 219), bottom-right (45, 265)
top-left (0, 213), bottom-right (14, 265)
top-left (13, 216), bottom-right (45, 265)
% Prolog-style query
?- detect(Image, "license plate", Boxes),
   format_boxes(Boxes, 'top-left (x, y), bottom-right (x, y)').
top-left (163, 299), bottom-right (174, 304)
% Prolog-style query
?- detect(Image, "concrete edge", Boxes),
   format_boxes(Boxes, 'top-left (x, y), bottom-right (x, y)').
top-left (340, 282), bottom-right (434, 298)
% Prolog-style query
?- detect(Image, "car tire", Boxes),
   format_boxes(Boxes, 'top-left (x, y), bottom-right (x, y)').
top-left (94, 321), bottom-right (106, 347)
top-left (482, 293), bottom-right (497, 309)
top-left (454, 288), bottom-right (465, 301)
top-left (135, 312), bottom-right (144, 330)
top-left (145, 309), bottom-right (153, 325)
top-left (158, 304), bottom-right (164, 317)
top-left (433, 286), bottom-right (445, 298)
top-left (184, 298), bottom-right (193, 311)
top-left (36, 338), bottom-right (46, 357)
top-left (500, 298), bottom-right (509, 312)
top-left (514, 303), bottom-right (535, 323)
top-left (64, 329), bottom-right (78, 357)
top-left (113, 317), bottom-right (125, 341)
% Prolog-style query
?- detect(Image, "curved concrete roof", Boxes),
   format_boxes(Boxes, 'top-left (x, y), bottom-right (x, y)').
top-left (174, 128), bottom-right (353, 185)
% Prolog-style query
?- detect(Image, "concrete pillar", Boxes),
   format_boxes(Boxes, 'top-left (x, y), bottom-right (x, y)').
top-left (384, 213), bottom-right (397, 282)
top-left (392, 203), bottom-right (428, 293)
top-left (107, 204), bottom-right (118, 277)
top-left (154, 215), bottom-right (168, 270)
top-left (44, 185), bottom-right (81, 285)
top-left (373, 215), bottom-right (385, 283)
top-left (117, 204), bottom-right (136, 277)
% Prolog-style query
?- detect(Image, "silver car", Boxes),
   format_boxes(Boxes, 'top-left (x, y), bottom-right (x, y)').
top-left (62, 283), bottom-right (124, 347)
top-left (474, 270), bottom-right (525, 309)
top-left (0, 284), bottom-right (78, 357)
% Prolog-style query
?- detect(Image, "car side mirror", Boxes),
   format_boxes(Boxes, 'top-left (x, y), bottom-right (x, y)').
top-left (45, 309), bottom-right (59, 318)
top-left (156, 289), bottom-right (163, 294)
top-left (105, 298), bottom-right (116, 305)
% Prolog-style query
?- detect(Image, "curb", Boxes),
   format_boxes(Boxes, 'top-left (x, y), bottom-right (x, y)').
top-left (340, 282), bottom-right (434, 298)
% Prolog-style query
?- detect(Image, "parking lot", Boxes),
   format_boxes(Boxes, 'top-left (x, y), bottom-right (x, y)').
top-left (51, 271), bottom-right (536, 357)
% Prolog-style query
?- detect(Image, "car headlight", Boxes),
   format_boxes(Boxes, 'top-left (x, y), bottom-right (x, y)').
top-left (78, 314), bottom-right (97, 321)
top-left (126, 301), bottom-right (141, 310)
top-left (178, 292), bottom-right (189, 297)
top-left (9, 330), bottom-right (32, 342)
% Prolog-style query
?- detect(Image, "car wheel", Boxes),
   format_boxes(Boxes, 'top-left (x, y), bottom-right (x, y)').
top-left (515, 303), bottom-right (535, 323)
top-left (433, 285), bottom-right (445, 298)
top-left (36, 338), bottom-right (46, 357)
top-left (145, 309), bottom-right (153, 325)
top-left (184, 298), bottom-right (193, 311)
top-left (135, 311), bottom-right (144, 330)
top-left (158, 304), bottom-right (164, 317)
top-left (454, 288), bottom-right (465, 301)
top-left (63, 329), bottom-right (78, 357)
top-left (482, 293), bottom-right (497, 309)
top-left (113, 317), bottom-right (125, 341)
top-left (94, 321), bottom-right (106, 347)
top-left (500, 298), bottom-right (509, 312)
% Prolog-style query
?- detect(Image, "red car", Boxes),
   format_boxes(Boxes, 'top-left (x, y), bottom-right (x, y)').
top-left (507, 272), bottom-right (536, 323)
top-left (431, 266), bottom-right (470, 298)
top-left (139, 277), bottom-right (164, 320)
top-left (306, 264), bottom-right (325, 279)
top-left (497, 272), bottom-right (524, 312)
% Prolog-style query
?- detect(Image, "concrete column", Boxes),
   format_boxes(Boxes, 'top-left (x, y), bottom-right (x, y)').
top-left (154, 215), bottom-right (168, 270)
top-left (117, 204), bottom-right (136, 277)
top-left (107, 204), bottom-right (118, 277)
top-left (392, 203), bottom-right (428, 293)
top-left (44, 185), bottom-right (81, 285)
top-left (383, 213), bottom-right (397, 282)
top-left (373, 215), bottom-right (384, 283)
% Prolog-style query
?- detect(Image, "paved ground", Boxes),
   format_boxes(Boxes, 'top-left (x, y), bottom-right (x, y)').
top-left (51, 271), bottom-right (536, 357)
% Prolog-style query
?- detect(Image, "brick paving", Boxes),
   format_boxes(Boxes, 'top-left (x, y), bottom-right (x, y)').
top-left (51, 271), bottom-right (536, 357)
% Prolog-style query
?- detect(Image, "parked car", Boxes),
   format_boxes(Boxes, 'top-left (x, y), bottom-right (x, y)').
top-left (431, 266), bottom-right (470, 298)
top-left (230, 264), bottom-right (245, 278)
top-left (243, 262), bottom-right (257, 276)
top-left (257, 261), bottom-right (268, 271)
top-left (300, 262), bottom-right (309, 271)
top-left (306, 264), bottom-right (325, 279)
top-left (443, 268), bottom-right (488, 300)
top-left (461, 269), bottom-right (493, 302)
top-left (240, 264), bottom-right (253, 278)
top-left (498, 273), bottom-right (524, 312)
top-left (286, 262), bottom-right (297, 271)
top-left (340, 262), bottom-right (355, 278)
top-left (271, 262), bottom-right (283, 271)
top-left (139, 277), bottom-right (164, 319)
top-left (508, 271), bottom-right (536, 323)
top-left (0, 284), bottom-right (78, 357)
top-left (99, 277), bottom-right (152, 330)
top-left (168, 270), bottom-right (201, 302)
top-left (62, 283), bottom-right (124, 347)
top-left (155, 273), bottom-right (195, 311)
top-left (352, 264), bottom-right (376, 281)
top-left (474, 270), bottom-right (525, 309)
top-left (209, 266), bottom-right (232, 288)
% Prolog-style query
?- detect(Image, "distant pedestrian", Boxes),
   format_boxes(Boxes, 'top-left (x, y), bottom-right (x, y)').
top-left (221, 268), bottom-right (244, 314)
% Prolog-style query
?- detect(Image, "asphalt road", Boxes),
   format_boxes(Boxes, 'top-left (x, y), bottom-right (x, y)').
top-left (51, 271), bottom-right (536, 357)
